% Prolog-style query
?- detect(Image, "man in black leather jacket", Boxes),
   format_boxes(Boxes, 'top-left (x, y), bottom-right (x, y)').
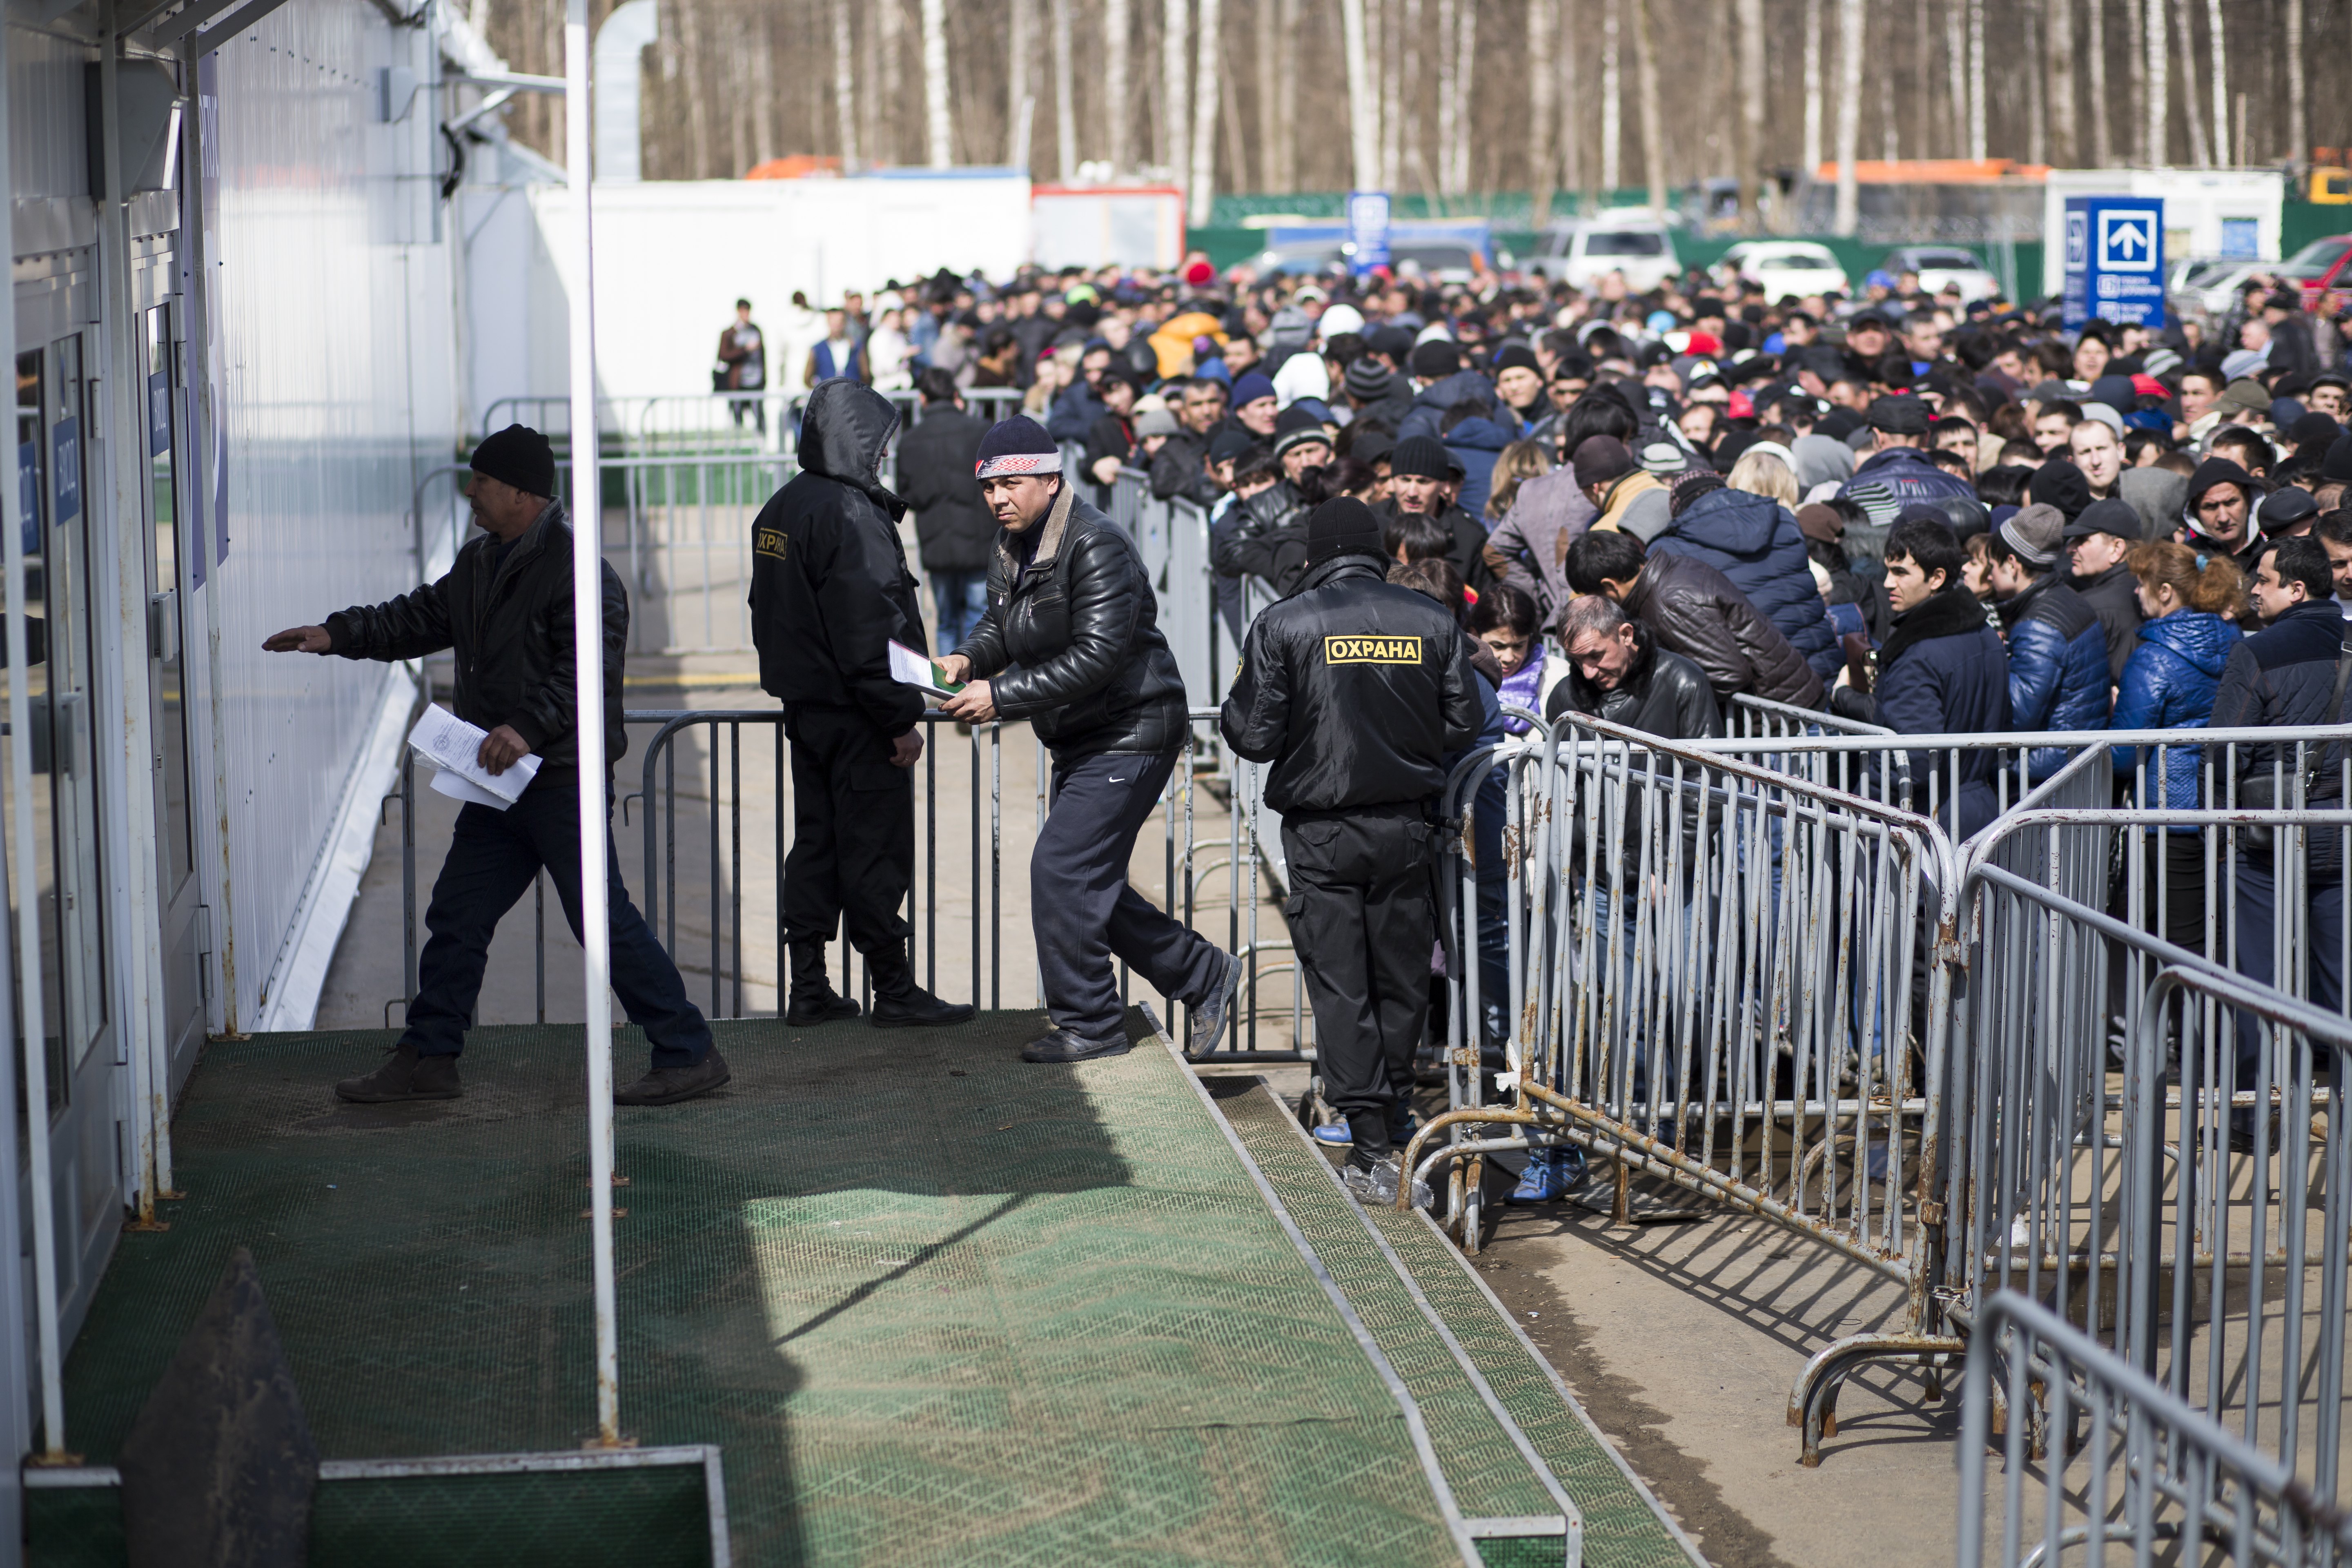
top-left (265, 425), bottom-right (727, 1107)
top-left (1220, 498), bottom-right (1482, 1207)
top-left (937, 417), bottom-right (1240, 1063)
top-left (748, 380), bottom-right (973, 1031)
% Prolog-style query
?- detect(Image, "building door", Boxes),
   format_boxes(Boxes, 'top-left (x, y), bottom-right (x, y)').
top-left (139, 305), bottom-right (201, 1092)
top-left (7, 331), bottom-right (122, 1338)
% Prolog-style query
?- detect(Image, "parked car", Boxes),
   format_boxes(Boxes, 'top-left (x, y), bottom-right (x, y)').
top-left (1723, 240), bottom-right (1849, 300)
top-left (1881, 245), bottom-right (2001, 303)
top-left (2167, 256), bottom-right (2270, 322)
top-left (1530, 217), bottom-right (1683, 293)
top-left (2277, 234), bottom-right (2352, 305)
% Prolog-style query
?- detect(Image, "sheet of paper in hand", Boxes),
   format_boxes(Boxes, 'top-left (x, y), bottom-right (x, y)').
top-left (887, 639), bottom-right (966, 699)
top-left (408, 702), bottom-right (542, 812)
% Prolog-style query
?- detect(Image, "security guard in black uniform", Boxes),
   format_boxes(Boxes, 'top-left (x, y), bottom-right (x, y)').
top-left (1220, 497), bottom-right (1481, 1204)
top-left (748, 379), bottom-right (972, 1029)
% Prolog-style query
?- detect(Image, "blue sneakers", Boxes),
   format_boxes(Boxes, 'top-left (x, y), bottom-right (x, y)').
top-left (1510, 1146), bottom-right (1587, 1202)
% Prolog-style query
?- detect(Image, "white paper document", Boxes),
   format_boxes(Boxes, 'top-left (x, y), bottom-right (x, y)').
top-left (408, 703), bottom-right (541, 811)
top-left (886, 639), bottom-right (964, 699)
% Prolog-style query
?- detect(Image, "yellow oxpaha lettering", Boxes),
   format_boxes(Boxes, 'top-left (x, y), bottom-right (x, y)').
top-left (755, 527), bottom-right (788, 560)
top-left (1323, 635), bottom-right (1422, 664)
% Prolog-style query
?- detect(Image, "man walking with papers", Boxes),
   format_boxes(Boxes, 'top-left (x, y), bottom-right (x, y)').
top-left (935, 416), bottom-right (1239, 1062)
top-left (263, 424), bottom-right (728, 1106)
top-left (748, 380), bottom-right (973, 1029)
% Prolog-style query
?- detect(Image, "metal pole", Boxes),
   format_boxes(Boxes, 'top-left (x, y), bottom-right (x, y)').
top-left (562, 0), bottom-right (621, 1450)
top-left (0, 9), bottom-right (65, 1467)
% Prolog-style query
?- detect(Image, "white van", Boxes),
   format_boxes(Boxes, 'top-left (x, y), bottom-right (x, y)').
top-left (1530, 218), bottom-right (1682, 293)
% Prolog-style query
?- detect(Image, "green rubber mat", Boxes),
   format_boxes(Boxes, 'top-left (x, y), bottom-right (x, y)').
top-left (52, 1011), bottom-right (1480, 1566)
top-left (1214, 1082), bottom-right (1702, 1568)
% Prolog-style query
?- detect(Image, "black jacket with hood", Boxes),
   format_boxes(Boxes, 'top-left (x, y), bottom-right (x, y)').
top-left (747, 380), bottom-right (929, 737)
top-left (1220, 555), bottom-right (1482, 815)
top-left (955, 482), bottom-right (1189, 759)
top-left (1620, 551), bottom-right (1825, 710)
top-left (326, 499), bottom-right (627, 787)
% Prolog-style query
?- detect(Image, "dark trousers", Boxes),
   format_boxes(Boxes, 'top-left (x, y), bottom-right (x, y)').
top-left (782, 705), bottom-right (914, 981)
top-left (1283, 806), bottom-right (1437, 1155)
top-left (1034, 748), bottom-right (1222, 1039)
top-left (403, 784), bottom-right (711, 1066)
top-left (2230, 853), bottom-right (2345, 1126)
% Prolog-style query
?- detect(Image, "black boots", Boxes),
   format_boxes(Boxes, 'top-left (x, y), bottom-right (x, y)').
top-left (866, 946), bottom-right (977, 1029)
top-left (785, 943), bottom-right (862, 1026)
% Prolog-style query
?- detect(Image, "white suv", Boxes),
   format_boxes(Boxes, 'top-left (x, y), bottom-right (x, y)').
top-left (1532, 219), bottom-right (1682, 294)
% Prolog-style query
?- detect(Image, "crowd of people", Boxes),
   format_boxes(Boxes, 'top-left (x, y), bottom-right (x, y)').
top-left (821, 246), bottom-right (2352, 1194)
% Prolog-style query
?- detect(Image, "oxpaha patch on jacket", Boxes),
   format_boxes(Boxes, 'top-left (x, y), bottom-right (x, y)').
top-left (1324, 635), bottom-right (1422, 664)
top-left (754, 526), bottom-right (787, 559)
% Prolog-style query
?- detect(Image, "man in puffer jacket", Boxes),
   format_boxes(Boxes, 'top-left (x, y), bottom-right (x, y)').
top-left (1984, 503), bottom-right (2111, 782)
top-left (1647, 472), bottom-right (1844, 689)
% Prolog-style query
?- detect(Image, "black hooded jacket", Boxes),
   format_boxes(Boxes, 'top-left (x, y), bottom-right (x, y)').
top-left (748, 380), bottom-right (929, 735)
top-left (325, 499), bottom-right (627, 785)
top-left (954, 483), bottom-right (1189, 759)
top-left (1220, 555), bottom-right (1481, 814)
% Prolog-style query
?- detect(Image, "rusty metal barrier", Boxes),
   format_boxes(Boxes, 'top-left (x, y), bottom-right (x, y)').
top-left (1958, 1289), bottom-right (2352, 1568)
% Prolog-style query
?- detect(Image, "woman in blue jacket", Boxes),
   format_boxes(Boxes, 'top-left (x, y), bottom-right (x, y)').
top-left (2110, 541), bottom-right (2245, 953)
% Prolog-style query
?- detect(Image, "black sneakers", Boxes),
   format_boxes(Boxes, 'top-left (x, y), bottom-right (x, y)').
top-left (1019, 1028), bottom-right (1132, 1064)
top-left (334, 1045), bottom-right (461, 1103)
top-left (614, 1049), bottom-right (731, 1106)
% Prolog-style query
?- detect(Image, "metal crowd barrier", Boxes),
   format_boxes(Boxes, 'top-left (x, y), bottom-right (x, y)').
top-left (1958, 1290), bottom-right (2352, 1568)
top-left (1403, 711), bottom-right (1952, 1279)
top-left (388, 706), bottom-right (1308, 1058)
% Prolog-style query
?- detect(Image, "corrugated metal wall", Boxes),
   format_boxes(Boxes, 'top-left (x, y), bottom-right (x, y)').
top-left (196, 0), bottom-right (457, 1027)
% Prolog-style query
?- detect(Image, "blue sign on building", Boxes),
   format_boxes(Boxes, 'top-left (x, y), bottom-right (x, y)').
top-left (1345, 190), bottom-right (1390, 274)
top-left (51, 417), bottom-right (79, 525)
top-left (2062, 196), bottom-right (2166, 331)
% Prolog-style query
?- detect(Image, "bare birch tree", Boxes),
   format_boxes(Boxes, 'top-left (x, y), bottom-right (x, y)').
top-left (2085, 0), bottom-right (2109, 164)
top-left (1944, 0), bottom-right (1965, 156)
top-left (1339, 0), bottom-right (1377, 189)
top-left (2204, 0), bottom-right (2226, 163)
top-left (1436, 0), bottom-right (1459, 195)
top-left (1163, 0), bottom-right (1189, 175)
top-left (2045, 0), bottom-right (2076, 166)
top-left (1631, 0), bottom-right (1664, 214)
top-left (2170, 0), bottom-right (2207, 166)
top-left (1601, 0), bottom-right (1621, 191)
top-left (2141, 0), bottom-right (2164, 165)
top-left (1456, 0), bottom-right (1477, 194)
top-left (922, 0), bottom-right (951, 166)
top-left (1800, 0), bottom-right (1821, 176)
top-left (1104, 0), bottom-right (1131, 172)
top-left (1188, 0), bottom-right (1221, 223)
top-left (1008, 0), bottom-right (1032, 166)
top-left (1967, 0), bottom-right (1986, 159)
top-left (1526, 0), bottom-right (1557, 223)
top-left (1833, 0), bottom-right (1862, 232)
top-left (1735, 0), bottom-right (1763, 223)
top-left (1052, 0), bottom-right (1076, 180)
top-left (2285, 0), bottom-right (2305, 168)
top-left (831, 0), bottom-right (858, 167)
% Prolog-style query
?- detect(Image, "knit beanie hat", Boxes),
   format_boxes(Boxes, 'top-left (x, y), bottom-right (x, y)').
top-left (470, 423), bottom-right (557, 499)
top-left (1272, 404), bottom-right (1332, 458)
top-left (1390, 435), bottom-right (1454, 482)
top-left (1408, 340), bottom-right (1462, 379)
top-left (1998, 502), bottom-right (2065, 567)
top-left (2026, 458), bottom-right (2091, 521)
top-left (1491, 343), bottom-right (1541, 377)
top-left (973, 415), bottom-right (1061, 479)
top-left (1231, 371), bottom-right (1278, 409)
top-left (1669, 470), bottom-right (1727, 517)
top-left (1344, 359), bottom-right (1396, 400)
top-left (1305, 497), bottom-right (1388, 564)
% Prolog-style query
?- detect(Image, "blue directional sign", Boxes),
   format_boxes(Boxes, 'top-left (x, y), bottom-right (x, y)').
top-left (1345, 190), bottom-right (1391, 274)
top-left (2062, 196), bottom-right (2166, 331)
